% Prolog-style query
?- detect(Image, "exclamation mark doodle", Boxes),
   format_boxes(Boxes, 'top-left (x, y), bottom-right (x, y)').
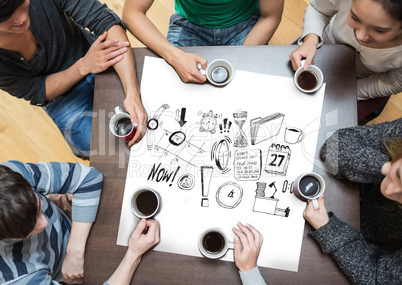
top-left (227, 121), bottom-right (232, 132)
top-left (169, 166), bottom-right (181, 186)
top-left (223, 118), bottom-right (228, 130)
top-left (219, 124), bottom-right (223, 133)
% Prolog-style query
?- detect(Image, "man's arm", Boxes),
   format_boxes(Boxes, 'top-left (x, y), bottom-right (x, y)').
top-left (62, 221), bottom-right (93, 279)
top-left (122, 0), bottom-right (207, 84)
top-left (44, 31), bottom-right (129, 101)
top-left (243, 0), bottom-right (284, 45)
top-left (105, 24), bottom-right (148, 145)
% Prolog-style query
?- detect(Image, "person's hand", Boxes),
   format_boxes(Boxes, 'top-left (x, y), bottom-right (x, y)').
top-left (79, 31), bottom-right (129, 76)
top-left (124, 94), bottom-right (147, 146)
top-left (303, 195), bottom-right (330, 230)
top-left (127, 218), bottom-right (160, 259)
top-left (289, 34), bottom-right (319, 71)
top-left (170, 51), bottom-right (208, 83)
top-left (232, 223), bottom-right (263, 272)
top-left (61, 246), bottom-right (84, 281)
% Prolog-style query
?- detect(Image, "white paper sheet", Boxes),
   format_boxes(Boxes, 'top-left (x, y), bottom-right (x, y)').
top-left (117, 56), bottom-right (326, 272)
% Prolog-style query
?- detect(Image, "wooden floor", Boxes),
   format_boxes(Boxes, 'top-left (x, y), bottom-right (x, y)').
top-left (0, 0), bottom-right (401, 164)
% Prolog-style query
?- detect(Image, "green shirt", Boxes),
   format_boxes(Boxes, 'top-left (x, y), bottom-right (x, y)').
top-left (175, 0), bottom-right (259, 28)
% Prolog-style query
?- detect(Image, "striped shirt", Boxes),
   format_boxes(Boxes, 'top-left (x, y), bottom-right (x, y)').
top-left (0, 161), bottom-right (103, 284)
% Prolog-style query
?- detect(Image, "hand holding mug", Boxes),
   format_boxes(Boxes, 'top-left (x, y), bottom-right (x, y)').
top-left (303, 195), bottom-right (330, 230)
top-left (293, 172), bottom-right (326, 209)
top-left (197, 59), bottom-right (234, 86)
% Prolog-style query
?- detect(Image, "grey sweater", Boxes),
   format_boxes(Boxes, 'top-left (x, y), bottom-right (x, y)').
top-left (0, 0), bottom-right (123, 105)
top-left (314, 118), bottom-right (402, 285)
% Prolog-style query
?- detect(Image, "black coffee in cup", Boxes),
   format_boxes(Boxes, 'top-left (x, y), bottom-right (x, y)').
top-left (297, 70), bottom-right (318, 91)
top-left (202, 231), bottom-right (225, 253)
top-left (115, 118), bottom-right (133, 136)
top-left (299, 175), bottom-right (320, 197)
top-left (135, 190), bottom-right (158, 216)
top-left (211, 66), bottom-right (229, 84)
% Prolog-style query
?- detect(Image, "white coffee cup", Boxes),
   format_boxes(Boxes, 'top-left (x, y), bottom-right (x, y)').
top-left (293, 172), bottom-right (325, 209)
top-left (130, 187), bottom-right (161, 219)
top-left (198, 59), bottom-right (234, 86)
top-left (294, 61), bottom-right (324, 93)
top-left (284, 127), bottom-right (304, 144)
top-left (109, 106), bottom-right (135, 142)
top-left (198, 227), bottom-right (234, 259)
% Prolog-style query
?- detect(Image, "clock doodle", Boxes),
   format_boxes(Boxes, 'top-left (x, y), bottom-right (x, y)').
top-left (216, 181), bottom-right (243, 209)
top-left (199, 110), bottom-right (218, 134)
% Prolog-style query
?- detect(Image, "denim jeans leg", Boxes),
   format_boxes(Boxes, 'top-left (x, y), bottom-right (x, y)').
top-left (43, 74), bottom-right (95, 158)
top-left (167, 13), bottom-right (214, 46)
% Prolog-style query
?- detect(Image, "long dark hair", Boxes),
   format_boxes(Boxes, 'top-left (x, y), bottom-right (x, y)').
top-left (0, 0), bottom-right (25, 22)
top-left (0, 165), bottom-right (38, 240)
top-left (371, 0), bottom-right (402, 21)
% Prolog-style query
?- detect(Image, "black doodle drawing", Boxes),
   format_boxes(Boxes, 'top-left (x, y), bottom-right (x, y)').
top-left (216, 181), bottom-right (243, 209)
top-left (147, 163), bottom-right (180, 187)
top-left (234, 149), bottom-right (262, 181)
top-left (284, 127), bottom-right (304, 144)
top-left (282, 180), bottom-right (294, 194)
top-left (147, 104), bottom-right (170, 150)
top-left (154, 130), bottom-right (205, 168)
top-left (176, 107), bottom-right (187, 127)
top-left (253, 182), bottom-right (290, 217)
top-left (211, 136), bottom-right (232, 174)
top-left (219, 118), bottom-right (232, 133)
top-left (177, 174), bottom-right (195, 190)
top-left (233, 111), bottom-right (248, 148)
top-left (201, 166), bottom-right (214, 207)
top-left (250, 113), bottom-right (285, 145)
top-left (265, 144), bottom-right (291, 176)
top-left (199, 110), bottom-right (219, 134)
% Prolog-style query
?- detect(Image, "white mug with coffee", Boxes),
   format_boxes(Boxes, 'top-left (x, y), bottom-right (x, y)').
top-left (109, 106), bottom-right (135, 142)
top-left (284, 127), bottom-right (304, 144)
top-left (198, 227), bottom-right (234, 259)
top-left (197, 59), bottom-right (234, 86)
top-left (293, 61), bottom-right (324, 93)
top-left (130, 187), bottom-right (161, 219)
top-left (293, 172), bottom-right (325, 209)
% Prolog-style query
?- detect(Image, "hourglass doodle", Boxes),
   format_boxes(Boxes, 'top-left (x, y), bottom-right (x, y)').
top-left (233, 111), bottom-right (248, 148)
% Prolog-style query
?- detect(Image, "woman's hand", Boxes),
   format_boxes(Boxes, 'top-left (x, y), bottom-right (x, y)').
top-left (289, 34), bottom-right (319, 71)
top-left (303, 195), bottom-right (330, 230)
top-left (232, 223), bottom-right (263, 272)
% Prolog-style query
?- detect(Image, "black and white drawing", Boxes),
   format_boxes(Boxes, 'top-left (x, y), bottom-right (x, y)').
top-left (199, 110), bottom-right (219, 134)
top-left (265, 144), bottom-right (291, 176)
top-left (250, 113), bottom-right (285, 145)
top-left (216, 181), bottom-right (243, 209)
top-left (177, 174), bottom-right (195, 190)
top-left (284, 127), bottom-right (304, 144)
top-left (211, 136), bottom-right (232, 174)
top-left (252, 182), bottom-right (290, 217)
top-left (233, 110), bottom-right (248, 148)
top-left (201, 166), bottom-right (214, 207)
top-left (219, 118), bottom-right (232, 133)
top-left (147, 104), bottom-right (170, 150)
top-left (234, 149), bottom-right (262, 181)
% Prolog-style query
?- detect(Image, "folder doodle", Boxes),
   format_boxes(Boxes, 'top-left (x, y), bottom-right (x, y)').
top-left (250, 113), bottom-right (285, 145)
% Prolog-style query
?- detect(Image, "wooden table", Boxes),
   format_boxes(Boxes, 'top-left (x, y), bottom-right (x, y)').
top-left (86, 45), bottom-right (359, 284)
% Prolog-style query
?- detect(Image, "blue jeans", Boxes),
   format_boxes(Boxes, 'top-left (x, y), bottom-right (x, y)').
top-left (167, 11), bottom-right (261, 46)
top-left (43, 74), bottom-right (94, 158)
